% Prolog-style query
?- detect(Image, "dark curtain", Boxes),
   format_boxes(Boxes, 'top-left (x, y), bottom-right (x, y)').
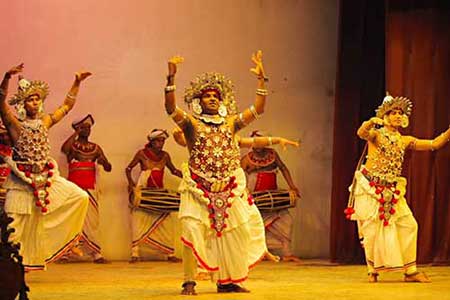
top-left (386, 1), bottom-right (450, 264)
top-left (330, 0), bottom-right (385, 263)
top-left (331, 0), bottom-right (450, 264)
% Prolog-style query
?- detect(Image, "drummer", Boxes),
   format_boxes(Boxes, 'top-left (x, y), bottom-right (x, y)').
top-left (126, 129), bottom-right (182, 263)
top-left (60, 114), bottom-right (112, 263)
top-left (241, 130), bottom-right (301, 262)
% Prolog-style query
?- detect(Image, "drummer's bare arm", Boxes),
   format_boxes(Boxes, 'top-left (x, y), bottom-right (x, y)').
top-left (275, 152), bottom-right (300, 197)
top-left (165, 153), bottom-right (182, 178)
top-left (61, 131), bottom-right (78, 159)
top-left (240, 154), bottom-right (252, 173)
top-left (97, 146), bottom-right (112, 172)
top-left (125, 152), bottom-right (141, 193)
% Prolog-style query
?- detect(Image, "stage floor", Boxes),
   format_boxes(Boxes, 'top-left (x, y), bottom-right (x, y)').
top-left (25, 260), bottom-right (450, 300)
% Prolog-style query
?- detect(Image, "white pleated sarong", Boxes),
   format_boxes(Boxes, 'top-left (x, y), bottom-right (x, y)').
top-left (4, 166), bottom-right (88, 270)
top-left (350, 169), bottom-right (417, 274)
top-left (179, 164), bottom-right (266, 284)
top-left (130, 170), bottom-right (181, 259)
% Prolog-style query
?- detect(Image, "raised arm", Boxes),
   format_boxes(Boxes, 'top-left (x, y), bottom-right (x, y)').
top-left (406, 126), bottom-right (450, 151)
top-left (357, 117), bottom-right (383, 142)
top-left (0, 64), bottom-right (24, 142)
top-left (43, 71), bottom-right (91, 128)
top-left (165, 56), bottom-right (192, 131)
top-left (234, 51), bottom-right (268, 131)
top-left (172, 127), bottom-right (187, 147)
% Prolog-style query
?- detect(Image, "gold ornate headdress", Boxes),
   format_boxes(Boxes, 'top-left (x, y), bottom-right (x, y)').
top-left (184, 72), bottom-right (237, 115)
top-left (8, 76), bottom-right (50, 106)
top-left (375, 92), bottom-right (413, 118)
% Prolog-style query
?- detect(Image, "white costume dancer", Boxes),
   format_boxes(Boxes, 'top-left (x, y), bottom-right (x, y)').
top-left (164, 52), bottom-right (271, 294)
top-left (346, 93), bottom-right (450, 283)
top-left (0, 64), bottom-right (90, 270)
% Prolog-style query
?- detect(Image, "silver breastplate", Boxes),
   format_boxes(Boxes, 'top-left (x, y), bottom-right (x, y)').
top-left (14, 119), bottom-right (50, 171)
top-left (189, 122), bottom-right (240, 180)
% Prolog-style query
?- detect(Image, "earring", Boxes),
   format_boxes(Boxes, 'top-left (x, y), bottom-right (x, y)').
top-left (218, 104), bottom-right (227, 117)
top-left (17, 104), bottom-right (27, 120)
top-left (401, 115), bottom-right (409, 128)
top-left (38, 103), bottom-right (45, 116)
top-left (192, 98), bottom-right (203, 115)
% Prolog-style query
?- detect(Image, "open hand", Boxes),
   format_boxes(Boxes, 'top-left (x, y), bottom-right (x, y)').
top-left (75, 71), bottom-right (92, 82)
top-left (280, 138), bottom-right (300, 150)
top-left (250, 50), bottom-right (266, 79)
top-left (168, 55), bottom-right (184, 76)
top-left (6, 63), bottom-right (24, 76)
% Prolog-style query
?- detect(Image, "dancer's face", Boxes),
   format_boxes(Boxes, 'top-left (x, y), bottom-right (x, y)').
top-left (200, 90), bottom-right (221, 115)
top-left (385, 108), bottom-right (404, 127)
top-left (24, 94), bottom-right (42, 117)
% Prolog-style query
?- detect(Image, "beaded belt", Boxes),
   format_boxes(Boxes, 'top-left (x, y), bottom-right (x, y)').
top-left (361, 168), bottom-right (396, 187)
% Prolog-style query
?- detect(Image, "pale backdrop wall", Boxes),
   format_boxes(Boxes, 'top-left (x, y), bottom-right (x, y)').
top-left (0, 0), bottom-right (337, 259)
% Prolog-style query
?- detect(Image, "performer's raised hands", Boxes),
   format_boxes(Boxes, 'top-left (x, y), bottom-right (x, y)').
top-left (250, 50), bottom-right (267, 80)
top-left (168, 55), bottom-right (184, 76)
top-left (75, 71), bottom-right (92, 83)
top-left (369, 117), bottom-right (384, 126)
top-left (6, 63), bottom-right (24, 77)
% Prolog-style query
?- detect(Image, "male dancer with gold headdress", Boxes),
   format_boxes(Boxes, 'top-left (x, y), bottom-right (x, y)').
top-left (126, 129), bottom-right (182, 262)
top-left (0, 63), bottom-right (90, 270)
top-left (60, 114), bottom-right (112, 263)
top-left (346, 93), bottom-right (450, 283)
top-left (165, 51), bottom-right (281, 295)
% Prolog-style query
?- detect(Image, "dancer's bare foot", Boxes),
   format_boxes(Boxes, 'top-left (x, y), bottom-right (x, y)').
top-left (265, 251), bottom-right (280, 262)
top-left (167, 256), bottom-right (181, 263)
top-left (368, 273), bottom-right (378, 283)
top-left (217, 283), bottom-right (250, 293)
top-left (93, 257), bottom-right (110, 264)
top-left (129, 256), bottom-right (139, 264)
top-left (281, 255), bottom-right (301, 263)
top-left (195, 271), bottom-right (210, 281)
top-left (181, 281), bottom-right (197, 295)
top-left (404, 272), bottom-right (431, 283)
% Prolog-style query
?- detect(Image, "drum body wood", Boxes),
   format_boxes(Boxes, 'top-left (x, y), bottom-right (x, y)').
top-left (252, 190), bottom-right (297, 212)
top-left (133, 187), bottom-right (180, 213)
